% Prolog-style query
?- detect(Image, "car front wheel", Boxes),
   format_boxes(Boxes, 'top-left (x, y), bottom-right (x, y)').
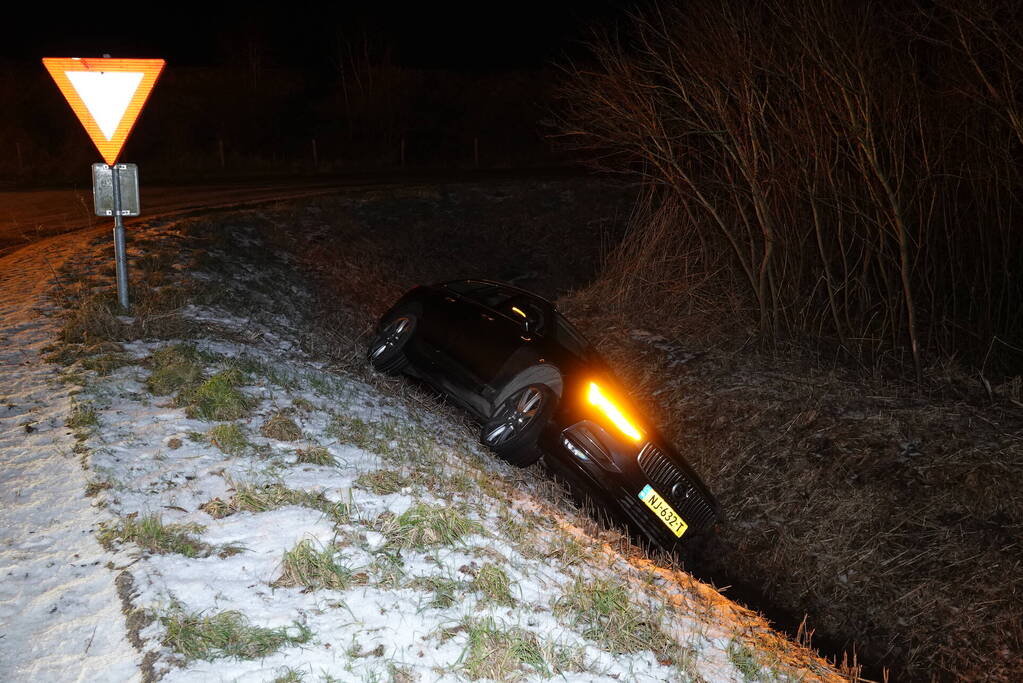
top-left (481, 383), bottom-right (555, 467)
top-left (367, 315), bottom-right (415, 374)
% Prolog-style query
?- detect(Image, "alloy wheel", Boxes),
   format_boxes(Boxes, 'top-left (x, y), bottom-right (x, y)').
top-left (484, 386), bottom-right (544, 446)
top-left (369, 316), bottom-right (411, 361)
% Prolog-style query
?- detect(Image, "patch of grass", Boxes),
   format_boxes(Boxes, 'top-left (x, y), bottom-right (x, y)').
top-left (232, 483), bottom-right (349, 523)
top-left (184, 369), bottom-right (253, 421)
top-left (261, 411), bottom-right (303, 441)
top-left (45, 340), bottom-right (124, 367)
top-left (160, 609), bottom-right (311, 662)
top-left (271, 540), bottom-right (362, 591)
top-left (354, 470), bottom-right (407, 495)
top-left (271, 667), bottom-right (306, 683)
top-left (409, 575), bottom-right (461, 608)
top-left (84, 479), bottom-right (112, 497)
top-left (555, 576), bottom-right (678, 659)
top-left (67, 402), bottom-right (99, 430)
top-left (326, 413), bottom-right (401, 455)
top-left (728, 640), bottom-right (765, 682)
top-left (304, 372), bottom-right (349, 399)
top-left (81, 352), bottom-right (133, 375)
top-left (385, 504), bottom-right (483, 549)
top-left (230, 355), bottom-right (297, 390)
top-left (59, 291), bottom-right (123, 345)
top-left (386, 663), bottom-right (416, 683)
top-left (453, 617), bottom-right (584, 681)
top-left (295, 446), bottom-right (335, 466)
top-left (98, 515), bottom-right (210, 557)
top-left (199, 497), bottom-right (234, 519)
top-left (471, 564), bottom-right (515, 606)
top-left (291, 396), bottom-right (315, 412)
top-left (208, 423), bottom-right (251, 456)
top-left (446, 472), bottom-right (478, 495)
top-left (146, 345), bottom-right (206, 395)
top-left (326, 413), bottom-right (374, 446)
top-left (542, 534), bottom-right (590, 566)
top-left (361, 527), bottom-right (406, 586)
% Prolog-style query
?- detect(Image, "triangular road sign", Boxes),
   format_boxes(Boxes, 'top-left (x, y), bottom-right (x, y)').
top-left (43, 57), bottom-right (165, 165)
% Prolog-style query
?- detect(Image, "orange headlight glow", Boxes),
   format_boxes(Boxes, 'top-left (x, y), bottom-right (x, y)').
top-left (587, 382), bottom-right (642, 441)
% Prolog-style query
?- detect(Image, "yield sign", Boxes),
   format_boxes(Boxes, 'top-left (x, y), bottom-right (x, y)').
top-left (42, 57), bottom-right (165, 165)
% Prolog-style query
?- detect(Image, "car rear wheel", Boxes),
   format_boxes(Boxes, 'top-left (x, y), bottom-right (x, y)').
top-left (367, 315), bottom-right (415, 374)
top-left (481, 384), bottom-right (555, 467)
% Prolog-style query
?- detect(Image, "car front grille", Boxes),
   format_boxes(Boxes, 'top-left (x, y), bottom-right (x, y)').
top-left (637, 443), bottom-right (717, 531)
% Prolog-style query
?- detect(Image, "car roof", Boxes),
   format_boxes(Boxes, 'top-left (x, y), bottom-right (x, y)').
top-left (437, 279), bottom-right (558, 309)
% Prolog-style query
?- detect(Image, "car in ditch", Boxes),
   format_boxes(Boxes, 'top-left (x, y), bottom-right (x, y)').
top-left (367, 279), bottom-right (721, 549)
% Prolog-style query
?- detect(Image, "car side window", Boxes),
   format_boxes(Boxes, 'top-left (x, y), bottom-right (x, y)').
top-left (474, 286), bottom-right (514, 309)
top-left (502, 297), bottom-right (547, 334)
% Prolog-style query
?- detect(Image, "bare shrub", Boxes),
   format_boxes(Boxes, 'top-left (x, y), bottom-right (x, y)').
top-left (557, 0), bottom-right (1023, 377)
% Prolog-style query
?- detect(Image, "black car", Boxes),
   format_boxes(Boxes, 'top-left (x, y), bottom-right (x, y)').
top-left (367, 279), bottom-right (720, 548)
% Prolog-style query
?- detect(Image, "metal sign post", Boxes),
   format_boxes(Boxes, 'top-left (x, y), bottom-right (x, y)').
top-left (111, 165), bottom-right (129, 309)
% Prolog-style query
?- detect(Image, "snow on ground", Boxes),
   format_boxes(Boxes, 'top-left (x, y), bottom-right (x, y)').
top-left (1, 212), bottom-right (845, 682)
top-left (0, 232), bottom-right (139, 681)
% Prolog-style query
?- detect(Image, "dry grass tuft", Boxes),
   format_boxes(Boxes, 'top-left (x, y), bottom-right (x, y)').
top-left (470, 563), bottom-right (516, 606)
top-left (294, 446), bottom-right (335, 466)
top-left (199, 497), bottom-right (234, 519)
top-left (98, 515), bottom-right (210, 557)
top-left (270, 539), bottom-right (361, 591)
top-left (207, 423), bottom-right (250, 456)
top-left (555, 575), bottom-right (678, 660)
top-left (260, 411), bottom-right (302, 441)
top-left (231, 483), bottom-right (349, 523)
top-left (354, 469), bottom-right (407, 495)
top-left (450, 617), bottom-right (586, 681)
top-left (384, 504), bottom-right (483, 550)
top-left (160, 610), bottom-right (311, 662)
top-left (146, 345), bottom-right (205, 396)
top-left (183, 369), bottom-right (253, 421)
top-left (59, 290), bottom-right (123, 345)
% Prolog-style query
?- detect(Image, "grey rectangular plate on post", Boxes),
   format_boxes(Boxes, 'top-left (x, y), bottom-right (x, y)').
top-left (92, 163), bottom-right (141, 216)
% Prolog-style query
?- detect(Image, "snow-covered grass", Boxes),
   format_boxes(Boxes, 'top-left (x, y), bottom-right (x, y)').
top-left (29, 210), bottom-right (848, 682)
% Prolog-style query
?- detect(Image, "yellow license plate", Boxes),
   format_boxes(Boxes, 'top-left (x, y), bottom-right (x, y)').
top-left (638, 484), bottom-right (689, 538)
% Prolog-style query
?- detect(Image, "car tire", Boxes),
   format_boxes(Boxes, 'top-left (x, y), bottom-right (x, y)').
top-left (481, 383), bottom-right (555, 467)
top-left (367, 314), bottom-right (416, 374)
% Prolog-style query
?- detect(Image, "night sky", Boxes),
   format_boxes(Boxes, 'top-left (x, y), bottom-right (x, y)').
top-left (7, 3), bottom-right (635, 71)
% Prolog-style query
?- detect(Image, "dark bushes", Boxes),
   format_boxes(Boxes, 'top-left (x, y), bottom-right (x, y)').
top-left (558, 0), bottom-right (1023, 377)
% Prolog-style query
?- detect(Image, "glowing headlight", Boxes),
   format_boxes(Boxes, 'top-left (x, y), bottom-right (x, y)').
top-left (587, 382), bottom-right (642, 441)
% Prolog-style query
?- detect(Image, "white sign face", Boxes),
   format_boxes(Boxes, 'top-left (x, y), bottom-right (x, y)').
top-left (64, 71), bottom-right (145, 141)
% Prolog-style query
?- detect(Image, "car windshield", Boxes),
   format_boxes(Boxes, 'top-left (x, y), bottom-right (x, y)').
top-left (552, 313), bottom-right (592, 357)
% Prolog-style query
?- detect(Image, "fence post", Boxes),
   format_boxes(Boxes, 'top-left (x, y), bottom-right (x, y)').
top-left (474, 136), bottom-right (479, 167)
top-left (312, 138), bottom-right (319, 169)
top-left (218, 139), bottom-right (226, 169)
top-left (400, 136), bottom-right (406, 168)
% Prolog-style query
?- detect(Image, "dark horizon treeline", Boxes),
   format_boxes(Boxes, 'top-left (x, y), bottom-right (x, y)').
top-left (0, 55), bottom-right (565, 186)
top-left (558, 0), bottom-right (1023, 377)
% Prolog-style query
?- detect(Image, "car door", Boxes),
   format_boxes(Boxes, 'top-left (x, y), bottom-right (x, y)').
top-left (450, 292), bottom-right (549, 397)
